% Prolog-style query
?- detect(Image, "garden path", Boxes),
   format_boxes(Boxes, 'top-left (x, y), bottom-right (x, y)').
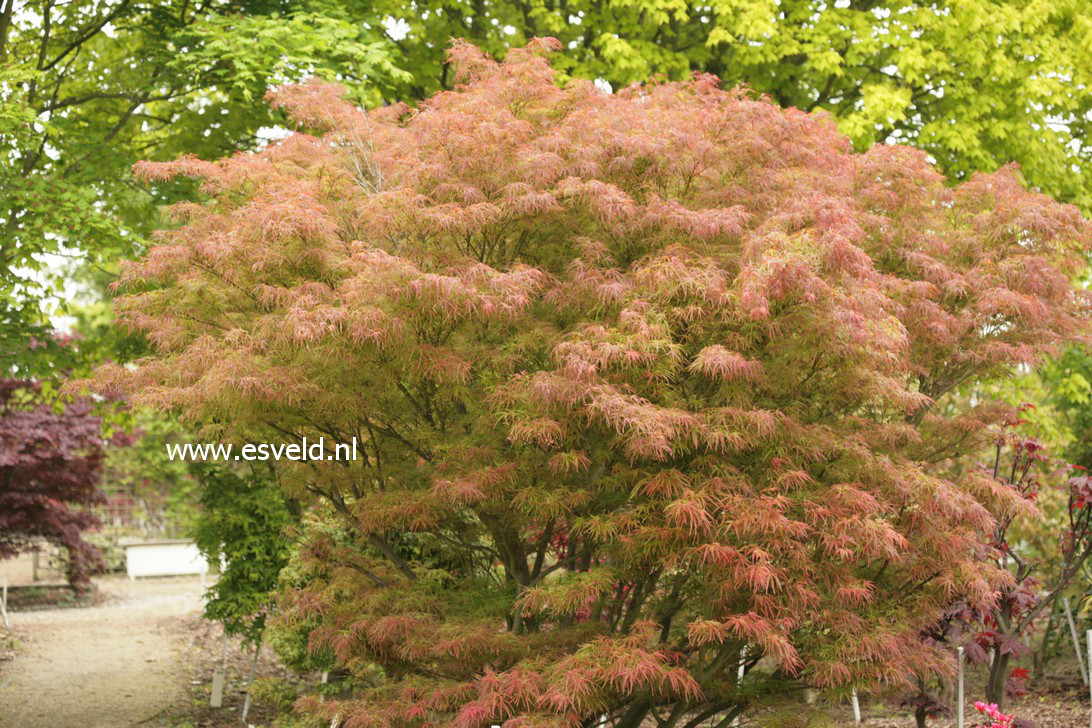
top-left (0, 574), bottom-right (204, 728)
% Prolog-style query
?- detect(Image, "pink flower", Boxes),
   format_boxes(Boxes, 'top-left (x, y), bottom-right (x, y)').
top-left (971, 701), bottom-right (1014, 728)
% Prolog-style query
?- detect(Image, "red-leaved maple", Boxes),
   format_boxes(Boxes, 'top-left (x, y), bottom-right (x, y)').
top-left (91, 41), bottom-right (1091, 726)
top-left (964, 423), bottom-right (1092, 708)
top-left (0, 379), bottom-right (106, 589)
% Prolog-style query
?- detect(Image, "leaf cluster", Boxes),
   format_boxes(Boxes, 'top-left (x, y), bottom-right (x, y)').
top-left (86, 42), bottom-right (1091, 726)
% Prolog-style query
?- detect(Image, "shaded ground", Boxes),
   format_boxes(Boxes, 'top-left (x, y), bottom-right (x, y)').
top-left (174, 615), bottom-right (311, 727)
top-left (0, 575), bottom-right (204, 728)
top-left (827, 670), bottom-right (1090, 727)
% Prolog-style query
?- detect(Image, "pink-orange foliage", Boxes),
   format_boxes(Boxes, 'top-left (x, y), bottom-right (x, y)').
top-left (92, 39), bottom-right (1090, 726)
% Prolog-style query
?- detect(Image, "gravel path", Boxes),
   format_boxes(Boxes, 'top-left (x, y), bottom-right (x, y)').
top-left (0, 575), bottom-right (205, 728)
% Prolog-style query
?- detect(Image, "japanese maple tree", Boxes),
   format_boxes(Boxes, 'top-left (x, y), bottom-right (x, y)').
top-left (970, 423), bottom-right (1092, 708)
top-left (90, 41), bottom-right (1091, 726)
top-left (0, 379), bottom-right (107, 589)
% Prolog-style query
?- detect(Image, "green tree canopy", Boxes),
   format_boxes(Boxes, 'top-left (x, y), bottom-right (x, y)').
top-left (0, 0), bottom-right (405, 373)
top-left (192, 463), bottom-right (297, 643)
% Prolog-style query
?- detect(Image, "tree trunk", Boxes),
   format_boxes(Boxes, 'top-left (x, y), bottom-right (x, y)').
top-left (986, 649), bottom-right (1011, 709)
top-left (1033, 600), bottom-right (1061, 681)
top-left (614, 700), bottom-right (650, 728)
top-left (915, 705), bottom-right (927, 728)
top-left (936, 672), bottom-right (954, 710)
top-left (240, 633), bottom-right (263, 724)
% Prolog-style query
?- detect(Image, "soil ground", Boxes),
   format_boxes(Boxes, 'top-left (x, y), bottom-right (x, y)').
top-left (0, 573), bottom-right (203, 728)
top-left (823, 655), bottom-right (1091, 727)
top-left (827, 688), bottom-right (1090, 727)
top-left (0, 554), bottom-right (300, 728)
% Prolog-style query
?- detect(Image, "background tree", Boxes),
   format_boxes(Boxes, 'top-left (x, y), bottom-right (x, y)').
top-left (0, 0), bottom-right (406, 374)
top-left (0, 378), bottom-right (107, 588)
top-left (980, 434), bottom-right (1092, 707)
top-left (98, 408), bottom-right (200, 538)
top-left (88, 43), bottom-right (1091, 725)
top-left (192, 462), bottom-right (297, 643)
top-left (1043, 347), bottom-right (1092, 469)
top-left (191, 461), bottom-right (298, 722)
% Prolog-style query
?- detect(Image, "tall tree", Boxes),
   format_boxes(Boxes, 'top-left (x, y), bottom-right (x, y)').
top-left (87, 43), bottom-right (1090, 725)
top-left (0, 378), bottom-right (106, 588)
top-left (0, 0), bottom-right (406, 374)
top-left (1042, 346), bottom-right (1092, 469)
